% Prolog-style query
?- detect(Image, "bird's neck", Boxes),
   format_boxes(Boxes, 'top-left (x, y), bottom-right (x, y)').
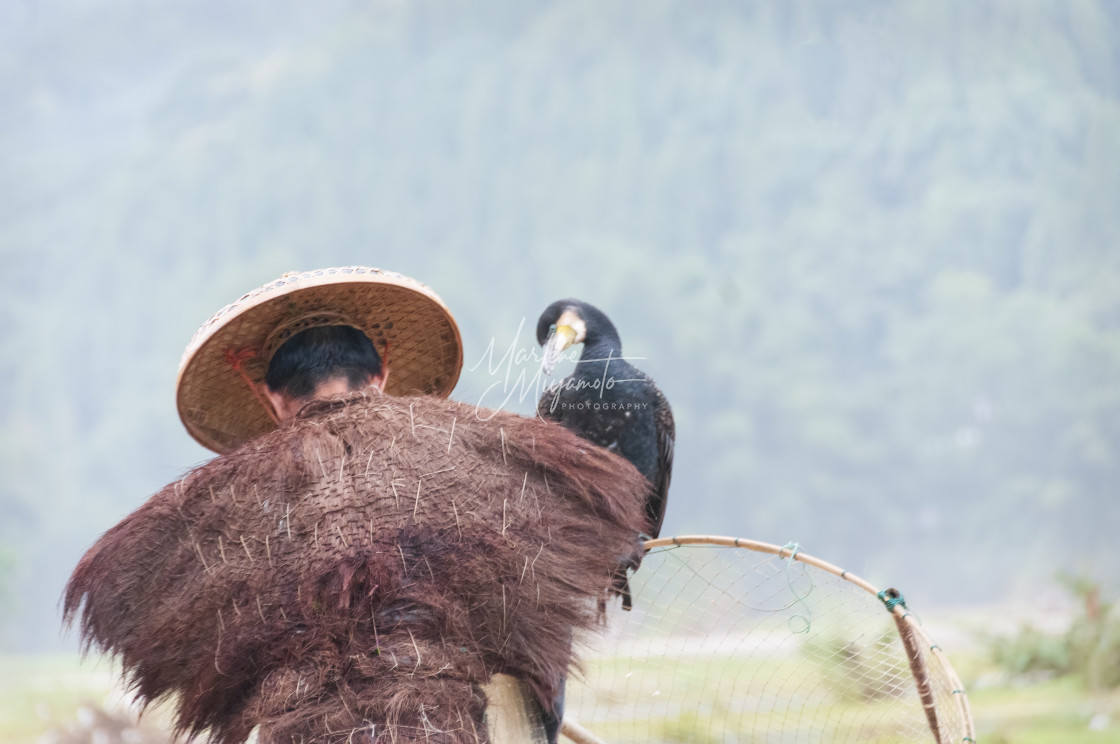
top-left (578, 335), bottom-right (624, 369)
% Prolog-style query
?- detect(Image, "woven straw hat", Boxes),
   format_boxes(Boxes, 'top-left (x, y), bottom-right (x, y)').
top-left (177, 266), bottom-right (463, 453)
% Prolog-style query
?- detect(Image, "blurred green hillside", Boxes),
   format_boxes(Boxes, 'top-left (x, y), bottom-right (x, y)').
top-left (2, 0), bottom-right (1119, 651)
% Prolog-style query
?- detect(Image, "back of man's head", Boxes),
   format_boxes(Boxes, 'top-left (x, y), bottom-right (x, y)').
top-left (266, 325), bottom-right (382, 399)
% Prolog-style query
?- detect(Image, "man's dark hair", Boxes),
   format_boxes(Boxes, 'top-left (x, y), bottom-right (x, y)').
top-left (265, 325), bottom-right (382, 399)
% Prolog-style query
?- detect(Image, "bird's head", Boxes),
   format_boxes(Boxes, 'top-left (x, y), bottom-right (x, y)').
top-left (536, 299), bottom-right (620, 375)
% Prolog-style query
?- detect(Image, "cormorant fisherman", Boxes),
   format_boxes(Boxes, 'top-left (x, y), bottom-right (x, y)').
top-left (64, 269), bottom-right (650, 744)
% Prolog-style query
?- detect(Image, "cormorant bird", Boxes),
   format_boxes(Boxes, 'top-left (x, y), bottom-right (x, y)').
top-left (533, 299), bottom-right (675, 744)
top-left (536, 298), bottom-right (675, 543)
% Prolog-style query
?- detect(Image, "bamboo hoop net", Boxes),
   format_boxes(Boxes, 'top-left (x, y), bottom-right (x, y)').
top-left (561, 535), bottom-right (976, 744)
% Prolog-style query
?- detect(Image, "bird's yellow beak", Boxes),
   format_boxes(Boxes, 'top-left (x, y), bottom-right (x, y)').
top-left (542, 324), bottom-right (577, 375)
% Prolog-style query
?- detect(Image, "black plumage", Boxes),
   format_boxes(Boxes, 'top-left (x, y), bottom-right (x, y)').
top-left (532, 298), bottom-right (676, 743)
top-left (535, 299), bottom-right (675, 541)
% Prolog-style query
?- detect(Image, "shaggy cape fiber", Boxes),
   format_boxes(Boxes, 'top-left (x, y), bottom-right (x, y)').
top-left (64, 392), bottom-right (649, 744)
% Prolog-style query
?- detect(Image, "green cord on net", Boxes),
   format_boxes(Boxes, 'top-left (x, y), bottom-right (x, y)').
top-left (781, 541), bottom-right (813, 634)
top-left (877, 587), bottom-right (908, 613)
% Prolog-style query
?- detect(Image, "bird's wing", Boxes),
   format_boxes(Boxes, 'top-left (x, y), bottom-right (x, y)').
top-left (646, 383), bottom-right (675, 539)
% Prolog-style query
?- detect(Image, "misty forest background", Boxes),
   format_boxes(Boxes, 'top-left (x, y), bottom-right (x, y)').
top-left (2, 0), bottom-right (1119, 652)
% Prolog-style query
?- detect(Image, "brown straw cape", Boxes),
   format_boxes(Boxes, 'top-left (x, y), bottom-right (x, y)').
top-left (176, 266), bottom-right (463, 453)
top-left (64, 392), bottom-right (649, 743)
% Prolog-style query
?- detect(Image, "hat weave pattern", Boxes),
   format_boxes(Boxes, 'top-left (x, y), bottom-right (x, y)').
top-left (177, 267), bottom-right (463, 453)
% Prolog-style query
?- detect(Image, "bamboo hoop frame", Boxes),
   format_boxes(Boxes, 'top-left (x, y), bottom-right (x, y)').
top-left (561, 534), bottom-right (976, 744)
top-left (560, 718), bottom-right (608, 744)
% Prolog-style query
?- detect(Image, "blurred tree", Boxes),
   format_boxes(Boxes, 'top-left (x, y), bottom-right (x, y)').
top-left (2, 0), bottom-right (1118, 648)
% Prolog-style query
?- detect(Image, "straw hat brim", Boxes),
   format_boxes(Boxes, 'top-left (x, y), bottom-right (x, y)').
top-left (177, 267), bottom-right (463, 454)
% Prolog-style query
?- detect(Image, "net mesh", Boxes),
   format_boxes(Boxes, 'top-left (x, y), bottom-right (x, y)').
top-left (565, 540), bottom-right (973, 744)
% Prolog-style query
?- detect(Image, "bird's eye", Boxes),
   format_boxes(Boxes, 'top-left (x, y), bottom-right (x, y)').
top-left (549, 323), bottom-right (557, 335)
